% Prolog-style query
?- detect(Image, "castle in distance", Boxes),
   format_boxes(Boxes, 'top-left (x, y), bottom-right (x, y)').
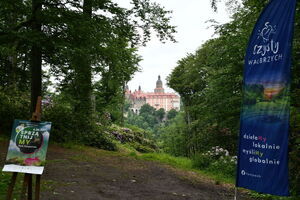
top-left (125, 75), bottom-right (180, 113)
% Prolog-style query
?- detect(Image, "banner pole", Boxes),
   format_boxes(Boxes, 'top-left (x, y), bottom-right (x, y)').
top-left (234, 187), bottom-right (237, 200)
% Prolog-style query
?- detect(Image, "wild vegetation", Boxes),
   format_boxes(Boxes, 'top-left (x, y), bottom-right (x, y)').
top-left (0, 0), bottom-right (175, 148)
top-left (0, 0), bottom-right (299, 199)
top-left (164, 0), bottom-right (300, 198)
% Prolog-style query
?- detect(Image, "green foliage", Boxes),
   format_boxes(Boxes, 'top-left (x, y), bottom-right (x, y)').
top-left (192, 146), bottom-right (237, 179)
top-left (128, 142), bottom-right (155, 153)
top-left (0, 172), bottom-right (23, 199)
top-left (166, 109), bottom-right (178, 120)
top-left (0, 172), bottom-right (11, 197)
top-left (289, 106), bottom-right (300, 197)
top-left (43, 95), bottom-right (76, 143)
top-left (43, 94), bottom-right (117, 150)
top-left (0, 87), bottom-right (30, 135)
top-left (140, 104), bottom-right (156, 116)
top-left (289, 2), bottom-right (300, 197)
top-left (155, 108), bottom-right (165, 122)
top-left (108, 124), bottom-right (157, 153)
top-left (192, 153), bottom-right (212, 169)
top-left (126, 104), bottom-right (167, 132)
top-left (164, 1), bottom-right (300, 197)
top-left (158, 112), bottom-right (189, 156)
top-left (0, 0), bottom-right (176, 152)
top-left (82, 129), bottom-right (117, 151)
top-left (137, 153), bottom-right (193, 170)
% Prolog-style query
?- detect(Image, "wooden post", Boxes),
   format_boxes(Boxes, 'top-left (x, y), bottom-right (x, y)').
top-left (35, 175), bottom-right (41, 200)
top-left (31, 96), bottom-right (42, 200)
top-left (6, 172), bottom-right (18, 200)
top-left (31, 96), bottom-right (42, 122)
top-left (20, 174), bottom-right (29, 200)
top-left (28, 174), bottom-right (33, 200)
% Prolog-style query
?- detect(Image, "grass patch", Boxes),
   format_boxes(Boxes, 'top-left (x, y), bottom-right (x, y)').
top-left (129, 152), bottom-right (235, 185)
top-left (0, 172), bottom-right (66, 199)
top-left (249, 191), bottom-right (299, 200)
top-left (131, 152), bottom-right (299, 199)
top-left (0, 172), bottom-right (57, 199)
top-left (137, 153), bottom-right (193, 170)
top-left (0, 172), bottom-right (20, 199)
top-left (116, 143), bottom-right (139, 154)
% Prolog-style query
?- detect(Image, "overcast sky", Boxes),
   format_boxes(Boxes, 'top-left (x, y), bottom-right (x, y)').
top-left (116, 0), bottom-right (232, 93)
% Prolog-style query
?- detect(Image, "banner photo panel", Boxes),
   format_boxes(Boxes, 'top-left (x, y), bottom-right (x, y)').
top-left (2, 119), bottom-right (51, 175)
top-left (236, 0), bottom-right (296, 196)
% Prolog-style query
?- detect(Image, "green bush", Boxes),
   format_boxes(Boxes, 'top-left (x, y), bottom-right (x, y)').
top-left (192, 146), bottom-right (237, 179)
top-left (208, 160), bottom-right (236, 179)
top-left (289, 106), bottom-right (300, 197)
top-left (82, 130), bottom-right (116, 151)
top-left (192, 153), bottom-right (212, 169)
top-left (0, 88), bottom-right (30, 135)
top-left (108, 124), bottom-right (157, 153)
top-left (43, 101), bottom-right (77, 143)
top-left (129, 142), bottom-right (155, 153)
top-left (43, 95), bottom-right (116, 151)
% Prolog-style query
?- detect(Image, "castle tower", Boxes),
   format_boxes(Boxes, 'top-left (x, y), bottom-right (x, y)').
top-left (154, 75), bottom-right (164, 93)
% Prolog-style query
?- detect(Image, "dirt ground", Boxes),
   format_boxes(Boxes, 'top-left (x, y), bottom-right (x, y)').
top-left (0, 140), bottom-right (254, 200)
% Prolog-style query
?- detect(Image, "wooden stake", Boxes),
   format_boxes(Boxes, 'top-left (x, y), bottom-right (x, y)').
top-left (6, 172), bottom-right (18, 200)
top-left (28, 174), bottom-right (32, 200)
top-left (35, 175), bottom-right (41, 200)
top-left (20, 174), bottom-right (29, 200)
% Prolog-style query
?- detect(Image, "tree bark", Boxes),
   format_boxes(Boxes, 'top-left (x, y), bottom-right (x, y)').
top-left (30, 0), bottom-right (42, 113)
top-left (7, 11), bottom-right (18, 88)
top-left (73, 0), bottom-right (93, 117)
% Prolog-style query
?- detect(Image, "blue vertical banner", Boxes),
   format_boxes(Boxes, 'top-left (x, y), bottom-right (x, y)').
top-left (236, 0), bottom-right (296, 196)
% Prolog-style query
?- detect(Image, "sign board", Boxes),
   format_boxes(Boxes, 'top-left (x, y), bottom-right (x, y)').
top-left (2, 120), bottom-right (51, 175)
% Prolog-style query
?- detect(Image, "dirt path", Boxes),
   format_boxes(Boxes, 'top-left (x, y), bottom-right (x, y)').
top-left (1, 141), bottom-right (253, 200)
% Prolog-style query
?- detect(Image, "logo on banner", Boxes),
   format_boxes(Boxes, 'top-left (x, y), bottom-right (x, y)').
top-left (15, 125), bottom-right (43, 154)
top-left (257, 22), bottom-right (276, 42)
top-left (250, 22), bottom-right (282, 65)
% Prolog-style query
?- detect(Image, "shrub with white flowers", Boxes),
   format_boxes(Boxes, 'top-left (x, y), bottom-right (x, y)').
top-left (193, 146), bottom-right (237, 178)
top-left (201, 146), bottom-right (237, 164)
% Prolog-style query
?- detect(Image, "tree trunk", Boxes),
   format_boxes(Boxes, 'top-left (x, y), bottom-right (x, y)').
top-left (7, 11), bottom-right (18, 89)
top-left (121, 81), bottom-right (126, 126)
top-left (30, 0), bottom-right (42, 113)
top-left (73, 0), bottom-right (93, 118)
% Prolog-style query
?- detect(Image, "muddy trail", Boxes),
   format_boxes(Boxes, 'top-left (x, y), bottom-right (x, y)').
top-left (0, 140), bottom-right (254, 200)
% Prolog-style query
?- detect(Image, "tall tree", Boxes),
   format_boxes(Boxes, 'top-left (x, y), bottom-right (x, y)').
top-left (71, 0), bottom-right (93, 118)
top-left (30, 0), bottom-right (43, 113)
